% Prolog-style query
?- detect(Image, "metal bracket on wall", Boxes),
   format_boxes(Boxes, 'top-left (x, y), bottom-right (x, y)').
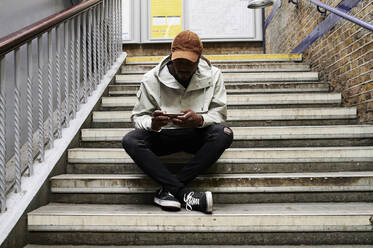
top-left (317, 6), bottom-right (327, 17)
top-left (288, 0), bottom-right (298, 8)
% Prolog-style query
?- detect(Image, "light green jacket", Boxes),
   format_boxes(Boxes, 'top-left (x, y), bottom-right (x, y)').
top-left (131, 56), bottom-right (227, 130)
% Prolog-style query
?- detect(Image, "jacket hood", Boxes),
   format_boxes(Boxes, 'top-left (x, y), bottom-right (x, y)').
top-left (154, 55), bottom-right (213, 92)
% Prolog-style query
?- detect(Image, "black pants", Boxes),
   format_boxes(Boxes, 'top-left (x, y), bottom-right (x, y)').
top-left (122, 124), bottom-right (233, 200)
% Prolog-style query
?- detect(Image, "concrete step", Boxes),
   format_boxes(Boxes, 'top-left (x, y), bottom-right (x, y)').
top-left (124, 54), bottom-right (303, 64)
top-left (91, 107), bottom-right (357, 128)
top-left (68, 146), bottom-right (373, 164)
top-left (27, 202), bottom-right (373, 245)
top-left (50, 172), bottom-right (373, 204)
top-left (100, 93), bottom-right (341, 110)
top-left (25, 245), bottom-right (373, 248)
top-left (108, 82), bottom-right (330, 96)
top-left (80, 125), bottom-right (373, 148)
top-left (50, 171), bottom-right (373, 193)
top-left (115, 72), bottom-right (319, 84)
top-left (52, 189), bottom-right (373, 205)
top-left (121, 62), bottom-right (311, 74)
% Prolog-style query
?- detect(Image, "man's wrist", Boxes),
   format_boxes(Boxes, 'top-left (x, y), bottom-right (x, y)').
top-left (198, 114), bottom-right (204, 127)
top-left (151, 121), bottom-right (161, 132)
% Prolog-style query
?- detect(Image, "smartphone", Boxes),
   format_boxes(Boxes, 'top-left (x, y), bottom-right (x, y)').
top-left (163, 113), bottom-right (183, 118)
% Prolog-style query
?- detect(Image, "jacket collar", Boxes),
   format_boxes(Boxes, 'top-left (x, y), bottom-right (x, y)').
top-left (155, 55), bottom-right (212, 92)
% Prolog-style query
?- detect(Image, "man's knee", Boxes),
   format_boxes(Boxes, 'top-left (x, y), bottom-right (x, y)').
top-left (121, 129), bottom-right (147, 153)
top-left (206, 124), bottom-right (234, 148)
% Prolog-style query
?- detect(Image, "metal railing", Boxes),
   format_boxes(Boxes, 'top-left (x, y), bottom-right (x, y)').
top-left (312, 0), bottom-right (373, 32)
top-left (0, 0), bottom-right (122, 212)
top-left (290, 0), bottom-right (373, 32)
top-left (262, 0), bottom-right (372, 53)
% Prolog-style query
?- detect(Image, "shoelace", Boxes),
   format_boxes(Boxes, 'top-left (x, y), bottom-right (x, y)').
top-left (183, 192), bottom-right (200, 211)
top-left (166, 192), bottom-right (176, 198)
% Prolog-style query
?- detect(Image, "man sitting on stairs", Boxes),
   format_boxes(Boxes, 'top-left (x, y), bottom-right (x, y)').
top-left (122, 30), bottom-right (233, 214)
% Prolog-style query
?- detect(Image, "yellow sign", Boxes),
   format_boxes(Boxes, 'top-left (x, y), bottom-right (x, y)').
top-left (151, 0), bottom-right (183, 39)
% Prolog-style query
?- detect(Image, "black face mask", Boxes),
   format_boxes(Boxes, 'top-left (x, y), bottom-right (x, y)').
top-left (169, 58), bottom-right (199, 87)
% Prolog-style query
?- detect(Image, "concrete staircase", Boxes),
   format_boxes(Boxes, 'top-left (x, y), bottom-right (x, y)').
top-left (25, 54), bottom-right (373, 246)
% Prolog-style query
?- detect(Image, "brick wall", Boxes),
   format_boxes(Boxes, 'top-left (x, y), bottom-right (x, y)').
top-left (265, 0), bottom-right (373, 123)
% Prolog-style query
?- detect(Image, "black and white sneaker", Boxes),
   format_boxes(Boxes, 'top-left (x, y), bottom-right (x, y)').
top-left (183, 191), bottom-right (213, 214)
top-left (154, 188), bottom-right (181, 211)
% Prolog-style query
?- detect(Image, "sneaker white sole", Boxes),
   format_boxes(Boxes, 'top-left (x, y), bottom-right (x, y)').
top-left (205, 191), bottom-right (213, 213)
top-left (154, 197), bottom-right (181, 209)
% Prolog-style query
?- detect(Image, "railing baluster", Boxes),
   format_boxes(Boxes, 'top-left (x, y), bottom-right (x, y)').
top-left (119, 0), bottom-right (122, 54)
top-left (101, 3), bottom-right (105, 77)
top-left (0, 55), bottom-right (6, 212)
top-left (114, 0), bottom-right (117, 60)
top-left (82, 12), bottom-right (88, 103)
top-left (63, 21), bottom-right (70, 128)
top-left (26, 42), bottom-right (34, 175)
top-left (113, 0), bottom-right (117, 61)
top-left (70, 18), bottom-right (76, 119)
top-left (75, 15), bottom-right (81, 107)
top-left (113, 0), bottom-right (116, 57)
top-left (103, 0), bottom-right (108, 73)
top-left (107, 0), bottom-right (112, 67)
top-left (101, 2), bottom-right (105, 75)
top-left (117, 0), bottom-right (119, 54)
top-left (98, 4), bottom-right (103, 83)
top-left (93, 7), bottom-right (98, 90)
top-left (55, 25), bottom-right (62, 139)
top-left (37, 36), bottom-right (44, 162)
top-left (117, 0), bottom-right (120, 56)
top-left (111, 0), bottom-right (115, 65)
top-left (87, 9), bottom-right (93, 96)
top-left (14, 48), bottom-right (21, 193)
top-left (47, 30), bottom-right (54, 149)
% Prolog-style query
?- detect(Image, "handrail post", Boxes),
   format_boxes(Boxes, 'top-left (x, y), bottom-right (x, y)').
top-left (93, 7), bottom-right (98, 90)
top-left (63, 21), bottom-right (70, 128)
top-left (108, 0), bottom-right (114, 66)
top-left (98, 4), bottom-right (103, 83)
top-left (47, 30), bottom-right (54, 149)
top-left (70, 18), bottom-right (76, 119)
top-left (0, 55), bottom-right (6, 212)
top-left (26, 41), bottom-right (34, 175)
top-left (114, 0), bottom-right (118, 59)
top-left (13, 47), bottom-right (21, 193)
top-left (55, 25), bottom-right (63, 139)
top-left (37, 36), bottom-right (45, 162)
top-left (75, 15), bottom-right (81, 110)
top-left (119, 0), bottom-right (122, 53)
top-left (87, 9), bottom-right (93, 96)
top-left (82, 12), bottom-right (88, 103)
top-left (113, 0), bottom-right (117, 62)
top-left (103, 0), bottom-right (108, 73)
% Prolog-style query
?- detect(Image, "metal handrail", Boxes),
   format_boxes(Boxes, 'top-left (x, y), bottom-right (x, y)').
top-left (0, 0), bottom-right (122, 213)
top-left (0, 0), bottom-right (102, 57)
top-left (309, 0), bottom-right (373, 32)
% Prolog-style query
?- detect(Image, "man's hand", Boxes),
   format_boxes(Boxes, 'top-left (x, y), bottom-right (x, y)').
top-left (151, 110), bottom-right (171, 131)
top-left (172, 109), bottom-right (203, 128)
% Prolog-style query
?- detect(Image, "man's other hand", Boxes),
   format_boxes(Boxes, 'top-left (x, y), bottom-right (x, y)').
top-left (172, 109), bottom-right (203, 128)
top-left (151, 110), bottom-right (170, 131)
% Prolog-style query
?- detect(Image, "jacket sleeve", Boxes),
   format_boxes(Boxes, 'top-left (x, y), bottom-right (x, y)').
top-left (201, 69), bottom-right (227, 127)
top-left (131, 80), bottom-right (158, 131)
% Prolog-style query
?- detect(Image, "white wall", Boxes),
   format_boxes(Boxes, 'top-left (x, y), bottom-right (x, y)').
top-left (0, 0), bottom-right (72, 38)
